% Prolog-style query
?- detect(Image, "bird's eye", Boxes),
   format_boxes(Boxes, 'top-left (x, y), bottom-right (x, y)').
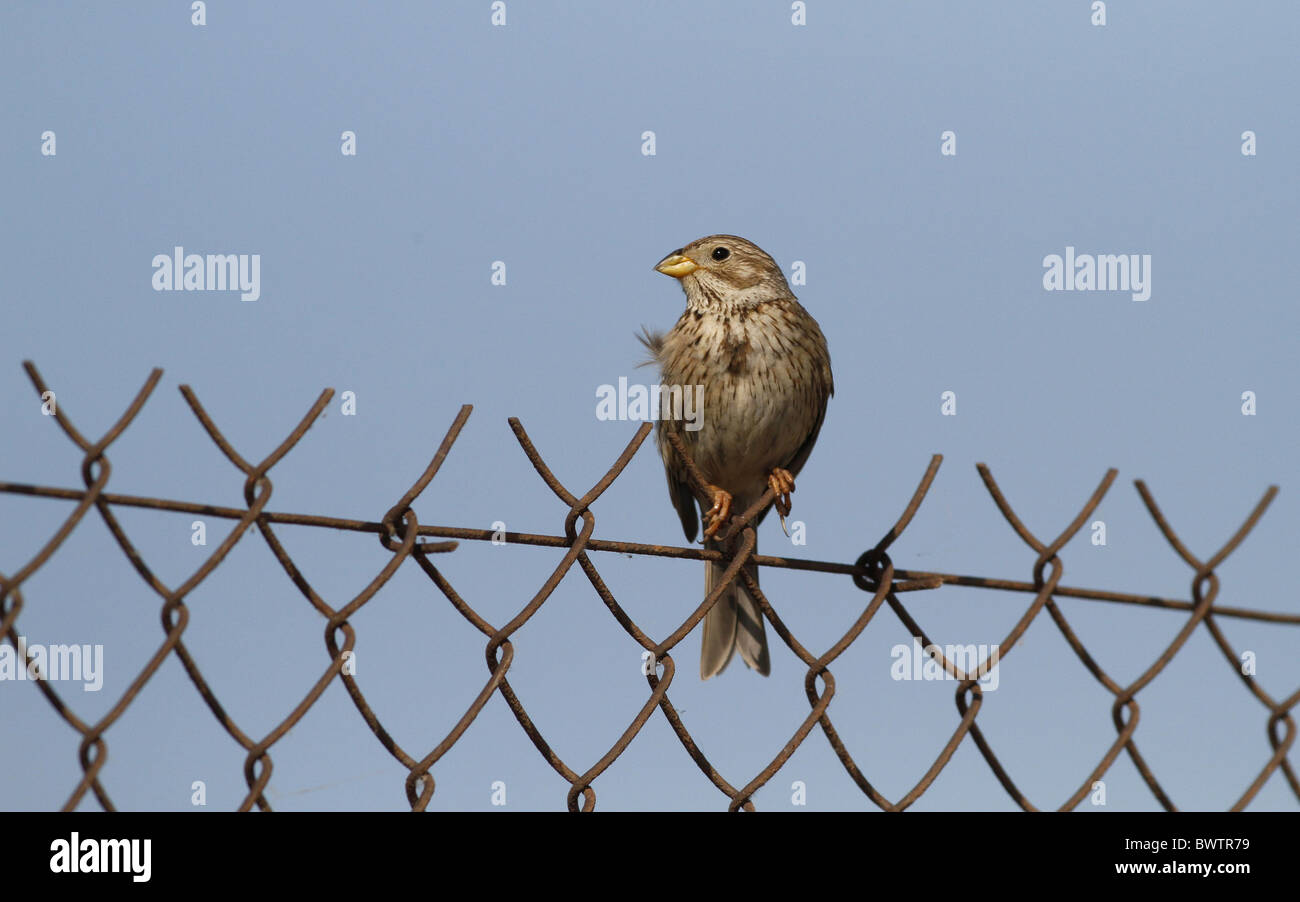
top-left (712, 247), bottom-right (730, 261)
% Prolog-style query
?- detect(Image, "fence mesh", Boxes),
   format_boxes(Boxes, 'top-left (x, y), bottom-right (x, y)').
top-left (2, 361), bottom-right (1296, 811)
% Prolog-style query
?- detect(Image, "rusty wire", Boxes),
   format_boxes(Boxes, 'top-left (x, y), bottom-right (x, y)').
top-left (1, 361), bottom-right (1295, 811)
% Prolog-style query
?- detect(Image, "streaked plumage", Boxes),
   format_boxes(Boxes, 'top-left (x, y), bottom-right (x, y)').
top-left (641, 235), bottom-right (833, 678)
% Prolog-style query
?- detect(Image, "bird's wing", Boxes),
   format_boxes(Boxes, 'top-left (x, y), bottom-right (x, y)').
top-left (640, 326), bottom-right (700, 541)
top-left (782, 400), bottom-right (827, 479)
top-left (780, 351), bottom-right (834, 479)
top-left (666, 464), bottom-right (699, 542)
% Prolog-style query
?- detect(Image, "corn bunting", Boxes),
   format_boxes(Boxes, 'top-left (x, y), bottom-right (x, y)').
top-left (641, 235), bottom-right (833, 678)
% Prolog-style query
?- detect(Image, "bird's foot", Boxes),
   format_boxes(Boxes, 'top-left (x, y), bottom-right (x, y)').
top-left (768, 468), bottom-right (795, 535)
top-left (701, 485), bottom-right (733, 539)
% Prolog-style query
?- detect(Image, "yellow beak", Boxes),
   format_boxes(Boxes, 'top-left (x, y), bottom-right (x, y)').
top-left (655, 254), bottom-right (698, 278)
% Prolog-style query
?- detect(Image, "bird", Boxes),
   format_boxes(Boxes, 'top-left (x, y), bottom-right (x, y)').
top-left (640, 235), bottom-right (833, 678)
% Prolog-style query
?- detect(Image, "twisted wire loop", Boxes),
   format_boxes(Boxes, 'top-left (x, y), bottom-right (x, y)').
top-left (1, 361), bottom-right (1295, 811)
top-left (177, 383), bottom-right (341, 810)
top-left (1133, 481), bottom-right (1293, 810)
top-left (963, 465), bottom-right (1145, 811)
top-left (1, 362), bottom-right (164, 810)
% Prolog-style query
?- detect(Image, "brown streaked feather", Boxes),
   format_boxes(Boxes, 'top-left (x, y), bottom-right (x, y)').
top-left (668, 473), bottom-right (698, 542)
top-left (644, 234), bottom-right (833, 679)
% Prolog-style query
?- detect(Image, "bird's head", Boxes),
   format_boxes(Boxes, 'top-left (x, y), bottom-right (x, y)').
top-left (655, 235), bottom-right (795, 312)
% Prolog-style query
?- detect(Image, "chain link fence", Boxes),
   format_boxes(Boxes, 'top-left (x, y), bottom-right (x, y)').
top-left (2, 361), bottom-right (1296, 811)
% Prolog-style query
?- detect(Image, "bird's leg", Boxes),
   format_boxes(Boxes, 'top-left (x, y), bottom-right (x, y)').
top-left (701, 485), bottom-right (733, 539)
top-left (768, 468), bottom-right (795, 535)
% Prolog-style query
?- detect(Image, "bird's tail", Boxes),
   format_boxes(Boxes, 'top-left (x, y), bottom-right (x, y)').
top-left (701, 532), bottom-right (770, 679)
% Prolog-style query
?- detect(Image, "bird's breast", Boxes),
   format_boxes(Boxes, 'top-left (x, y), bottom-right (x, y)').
top-left (657, 305), bottom-right (826, 493)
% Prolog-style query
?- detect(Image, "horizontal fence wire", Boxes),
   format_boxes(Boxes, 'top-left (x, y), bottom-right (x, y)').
top-left (1, 361), bottom-right (1296, 811)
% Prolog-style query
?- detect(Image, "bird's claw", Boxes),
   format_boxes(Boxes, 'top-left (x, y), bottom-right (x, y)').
top-left (702, 486), bottom-right (733, 539)
top-left (768, 468), bottom-right (795, 535)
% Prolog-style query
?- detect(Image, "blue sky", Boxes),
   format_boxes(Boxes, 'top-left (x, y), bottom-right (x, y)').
top-left (1, 1), bottom-right (1296, 811)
